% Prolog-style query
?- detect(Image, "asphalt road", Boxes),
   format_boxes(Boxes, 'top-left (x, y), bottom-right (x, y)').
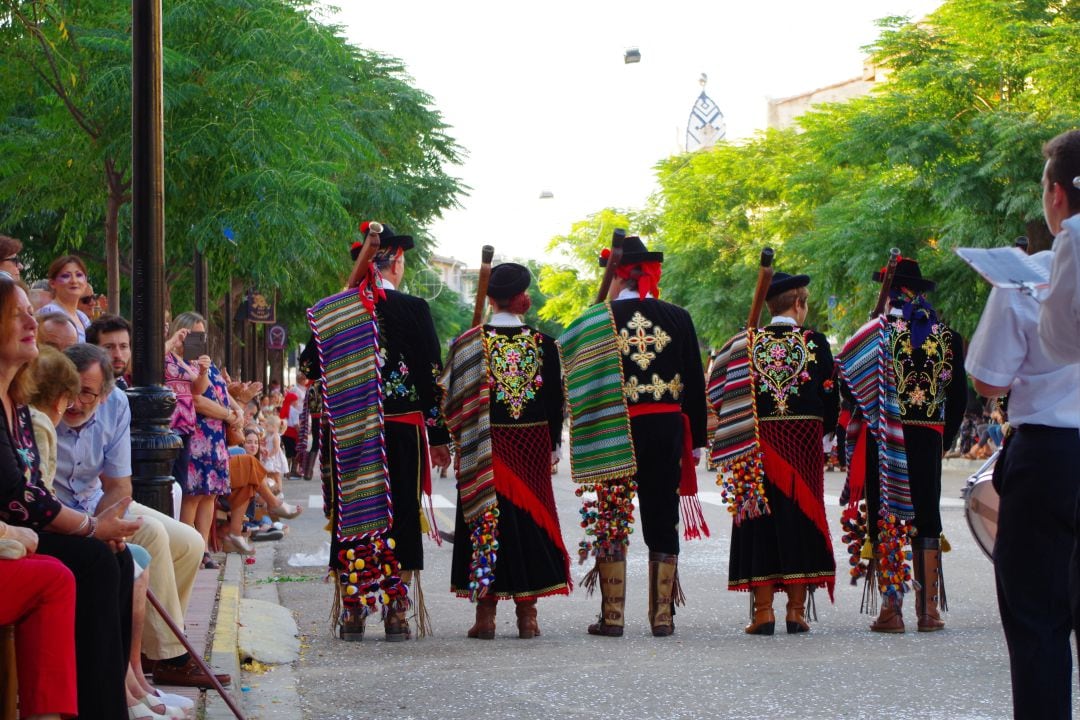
top-left (246, 450), bottom-right (1075, 720)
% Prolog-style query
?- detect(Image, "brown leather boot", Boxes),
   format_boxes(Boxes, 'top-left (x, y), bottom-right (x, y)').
top-left (785, 584), bottom-right (810, 634)
top-left (515, 599), bottom-right (540, 639)
top-left (466, 597), bottom-right (498, 639)
top-left (384, 571), bottom-right (413, 642)
top-left (914, 537), bottom-right (945, 632)
top-left (648, 552), bottom-right (677, 637)
top-left (745, 585), bottom-right (775, 635)
top-left (339, 606), bottom-right (366, 642)
top-left (587, 556), bottom-right (626, 637)
top-left (869, 593), bottom-right (905, 633)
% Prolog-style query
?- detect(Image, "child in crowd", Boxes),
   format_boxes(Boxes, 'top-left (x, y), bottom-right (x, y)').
top-left (259, 414), bottom-right (290, 488)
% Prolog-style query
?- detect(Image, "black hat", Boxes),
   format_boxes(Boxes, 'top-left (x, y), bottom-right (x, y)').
top-left (350, 222), bottom-right (415, 261)
top-left (766, 272), bottom-right (811, 300)
top-left (598, 236), bottom-right (663, 267)
top-left (486, 262), bottom-right (531, 300)
top-left (872, 257), bottom-right (936, 293)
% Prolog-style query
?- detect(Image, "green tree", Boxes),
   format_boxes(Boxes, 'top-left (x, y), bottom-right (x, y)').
top-left (537, 208), bottom-right (632, 327)
top-left (0, 0), bottom-right (463, 324)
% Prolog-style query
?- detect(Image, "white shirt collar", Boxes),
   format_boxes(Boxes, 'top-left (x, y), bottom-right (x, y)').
top-left (377, 278), bottom-right (396, 290)
top-left (769, 315), bottom-right (798, 326)
top-left (616, 288), bottom-right (654, 300)
top-left (489, 312), bottom-right (525, 327)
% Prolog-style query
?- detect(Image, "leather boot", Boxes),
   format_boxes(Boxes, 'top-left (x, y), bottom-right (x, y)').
top-left (648, 552), bottom-right (677, 637)
top-left (587, 556), bottom-right (626, 637)
top-left (869, 593), bottom-right (905, 633)
top-left (515, 599), bottom-right (540, 639)
top-left (914, 537), bottom-right (945, 632)
top-left (384, 571), bottom-right (413, 642)
top-left (745, 585), bottom-right (775, 635)
top-left (339, 605), bottom-right (366, 642)
top-left (466, 597), bottom-right (498, 639)
top-left (785, 584), bottom-right (810, 634)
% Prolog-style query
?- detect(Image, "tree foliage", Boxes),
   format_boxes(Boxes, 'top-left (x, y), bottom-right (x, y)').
top-left (546, 0), bottom-right (1080, 347)
top-left (0, 0), bottom-right (464, 340)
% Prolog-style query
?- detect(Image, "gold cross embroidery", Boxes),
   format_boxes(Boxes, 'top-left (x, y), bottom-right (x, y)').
top-left (617, 311), bottom-right (672, 370)
top-left (623, 373), bottom-right (684, 402)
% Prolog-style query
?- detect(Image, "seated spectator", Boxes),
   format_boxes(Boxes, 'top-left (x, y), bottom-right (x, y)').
top-left (35, 311), bottom-right (79, 351)
top-left (87, 313), bottom-right (132, 389)
top-left (38, 256), bottom-right (92, 343)
top-left (223, 429), bottom-right (301, 554)
top-left (0, 522), bottom-right (76, 720)
top-left (27, 346), bottom-right (81, 491)
top-left (55, 343), bottom-right (228, 688)
top-left (0, 275), bottom-right (142, 720)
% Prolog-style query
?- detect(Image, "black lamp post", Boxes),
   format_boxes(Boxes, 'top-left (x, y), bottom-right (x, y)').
top-left (128, 0), bottom-right (181, 514)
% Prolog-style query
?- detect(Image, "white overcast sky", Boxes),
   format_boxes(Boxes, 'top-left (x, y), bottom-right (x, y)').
top-left (327, 1), bottom-right (942, 264)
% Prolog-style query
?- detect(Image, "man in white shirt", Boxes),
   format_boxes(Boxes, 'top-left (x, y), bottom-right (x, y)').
top-left (966, 134), bottom-right (1080, 718)
top-left (1038, 130), bottom-right (1080, 369)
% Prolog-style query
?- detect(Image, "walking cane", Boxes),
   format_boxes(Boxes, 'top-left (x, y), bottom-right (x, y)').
top-left (872, 248), bottom-right (901, 318)
top-left (345, 222), bottom-right (383, 290)
top-left (146, 589), bottom-right (247, 720)
top-left (594, 228), bottom-right (626, 304)
top-left (471, 245), bottom-right (495, 327)
top-left (747, 248), bottom-right (775, 330)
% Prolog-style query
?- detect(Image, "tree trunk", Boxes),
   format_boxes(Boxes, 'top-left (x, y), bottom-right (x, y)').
top-left (105, 188), bottom-right (121, 315)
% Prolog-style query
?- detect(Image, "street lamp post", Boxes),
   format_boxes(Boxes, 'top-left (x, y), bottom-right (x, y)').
top-left (129, 0), bottom-right (181, 514)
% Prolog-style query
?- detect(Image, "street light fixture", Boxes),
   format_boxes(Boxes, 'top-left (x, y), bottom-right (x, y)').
top-left (539, 190), bottom-right (554, 199)
top-left (624, 48), bottom-right (641, 64)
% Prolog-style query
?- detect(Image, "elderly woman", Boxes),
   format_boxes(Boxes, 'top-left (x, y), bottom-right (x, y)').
top-left (171, 312), bottom-right (239, 560)
top-left (37, 255), bottom-right (92, 343)
top-left (0, 274), bottom-right (142, 720)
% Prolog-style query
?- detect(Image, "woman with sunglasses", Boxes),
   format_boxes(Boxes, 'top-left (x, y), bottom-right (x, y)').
top-left (0, 235), bottom-right (23, 280)
top-left (38, 255), bottom-right (92, 342)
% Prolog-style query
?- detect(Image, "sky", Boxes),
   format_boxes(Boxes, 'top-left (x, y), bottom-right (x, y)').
top-left (326, 0), bottom-right (943, 265)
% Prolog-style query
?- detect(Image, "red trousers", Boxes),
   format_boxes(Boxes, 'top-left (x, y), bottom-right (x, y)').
top-left (0, 554), bottom-right (77, 719)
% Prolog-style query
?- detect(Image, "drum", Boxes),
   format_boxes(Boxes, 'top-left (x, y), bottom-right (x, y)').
top-left (964, 450), bottom-right (1000, 561)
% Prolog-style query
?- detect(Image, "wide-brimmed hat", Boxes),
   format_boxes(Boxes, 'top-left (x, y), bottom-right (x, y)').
top-left (598, 236), bottom-right (663, 267)
top-left (766, 271), bottom-right (810, 300)
top-left (487, 262), bottom-right (531, 300)
top-left (872, 257), bottom-right (936, 293)
top-left (350, 222), bottom-right (414, 261)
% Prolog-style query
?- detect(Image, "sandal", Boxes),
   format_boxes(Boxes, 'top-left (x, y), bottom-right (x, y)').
top-left (201, 552), bottom-right (220, 570)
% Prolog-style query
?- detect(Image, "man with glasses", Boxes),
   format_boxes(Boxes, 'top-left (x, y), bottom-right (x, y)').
top-left (0, 235), bottom-right (23, 280)
top-left (53, 343), bottom-right (227, 688)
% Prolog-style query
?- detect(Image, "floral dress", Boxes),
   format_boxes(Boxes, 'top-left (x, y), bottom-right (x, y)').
top-left (186, 364), bottom-right (230, 495)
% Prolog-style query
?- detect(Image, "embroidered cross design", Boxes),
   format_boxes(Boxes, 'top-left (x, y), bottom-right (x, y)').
top-left (617, 311), bottom-right (672, 370)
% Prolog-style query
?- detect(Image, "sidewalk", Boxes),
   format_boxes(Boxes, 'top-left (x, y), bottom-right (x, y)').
top-left (154, 555), bottom-right (244, 718)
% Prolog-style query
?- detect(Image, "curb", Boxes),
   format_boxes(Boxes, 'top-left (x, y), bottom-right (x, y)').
top-left (203, 555), bottom-right (245, 720)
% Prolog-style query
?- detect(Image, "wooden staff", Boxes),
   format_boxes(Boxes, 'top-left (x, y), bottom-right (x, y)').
top-left (872, 247), bottom-right (902, 317)
top-left (471, 245), bottom-right (495, 327)
top-left (746, 247), bottom-right (775, 330)
top-left (594, 228), bottom-right (626, 304)
top-left (345, 221), bottom-right (383, 289)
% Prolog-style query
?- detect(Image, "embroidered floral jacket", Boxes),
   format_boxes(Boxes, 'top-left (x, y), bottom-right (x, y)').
top-left (483, 325), bottom-right (564, 449)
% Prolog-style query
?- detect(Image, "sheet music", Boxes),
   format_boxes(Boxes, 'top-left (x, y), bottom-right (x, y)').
top-left (954, 247), bottom-right (1049, 289)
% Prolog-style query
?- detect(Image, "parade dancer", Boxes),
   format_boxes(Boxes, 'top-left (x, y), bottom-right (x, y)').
top-left (837, 255), bottom-right (965, 633)
top-left (301, 222), bottom-right (451, 641)
top-left (441, 262), bottom-right (571, 639)
top-left (709, 268), bottom-right (838, 635)
top-left (560, 234), bottom-right (708, 638)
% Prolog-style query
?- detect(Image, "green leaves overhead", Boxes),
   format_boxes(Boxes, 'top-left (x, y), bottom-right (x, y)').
top-left (546, 0), bottom-right (1080, 348)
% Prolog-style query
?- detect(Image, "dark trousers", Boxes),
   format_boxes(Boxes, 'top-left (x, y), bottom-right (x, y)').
top-left (904, 424), bottom-right (944, 539)
top-left (36, 533), bottom-right (134, 720)
top-left (993, 425), bottom-right (1080, 720)
top-left (386, 420), bottom-right (424, 570)
top-left (631, 413), bottom-right (683, 556)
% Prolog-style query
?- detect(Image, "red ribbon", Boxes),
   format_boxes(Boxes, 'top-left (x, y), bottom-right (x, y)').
top-left (615, 261), bottom-right (662, 300)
